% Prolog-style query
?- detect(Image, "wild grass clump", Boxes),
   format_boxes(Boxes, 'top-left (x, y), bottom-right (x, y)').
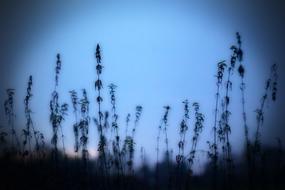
top-left (0, 35), bottom-right (283, 190)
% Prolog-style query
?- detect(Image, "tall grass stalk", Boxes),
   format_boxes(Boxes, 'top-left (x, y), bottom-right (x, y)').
top-left (250, 63), bottom-right (278, 190)
top-left (79, 89), bottom-right (90, 169)
top-left (174, 100), bottom-right (189, 189)
top-left (4, 88), bottom-right (20, 152)
top-left (125, 113), bottom-right (131, 138)
top-left (235, 33), bottom-right (249, 151)
top-left (23, 75), bottom-right (41, 157)
top-left (94, 44), bottom-right (108, 176)
top-left (156, 113), bottom-right (162, 167)
top-left (49, 54), bottom-right (68, 160)
top-left (109, 83), bottom-right (123, 175)
top-left (155, 107), bottom-right (164, 188)
top-left (121, 113), bottom-right (131, 174)
top-left (132, 105), bottom-right (143, 138)
top-left (252, 63), bottom-right (278, 187)
top-left (155, 106), bottom-right (170, 189)
top-left (209, 60), bottom-right (226, 190)
top-left (69, 90), bottom-right (79, 155)
top-left (235, 33), bottom-right (253, 188)
top-left (188, 102), bottom-right (205, 173)
top-left (176, 100), bottom-right (189, 166)
top-left (220, 38), bottom-right (242, 187)
top-left (162, 105), bottom-right (172, 190)
top-left (127, 105), bottom-right (143, 174)
top-left (23, 76), bottom-right (33, 156)
top-left (253, 64), bottom-right (278, 155)
top-left (161, 105), bottom-right (171, 170)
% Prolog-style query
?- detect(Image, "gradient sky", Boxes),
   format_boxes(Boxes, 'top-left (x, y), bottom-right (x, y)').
top-left (1, 0), bottom-right (285, 172)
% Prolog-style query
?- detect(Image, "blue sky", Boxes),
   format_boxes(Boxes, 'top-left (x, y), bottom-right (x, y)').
top-left (0, 0), bottom-right (284, 173)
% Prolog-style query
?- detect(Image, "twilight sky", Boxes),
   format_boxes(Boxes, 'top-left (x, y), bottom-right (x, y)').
top-left (0, 0), bottom-right (285, 172)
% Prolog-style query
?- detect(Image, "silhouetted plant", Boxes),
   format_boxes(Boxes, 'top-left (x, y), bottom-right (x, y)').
top-left (125, 113), bottom-right (131, 138)
top-left (49, 54), bottom-right (68, 159)
top-left (235, 33), bottom-right (254, 188)
top-left (176, 100), bottom-right (189, 167)
top-left (109, 83), bottom-right (123, 175)
top-left (208, 60), bottom-right (226, 190)
top-left (188, 102), bottom-right (204, 174)
top-left (132, 105), bottom-right (143, 138)
top-left (126, 105), bottom-right (143, 174)
top-left (122, 113), bottom-right (131, 174)
top-left (4, 88), bottom-right (20, 152)
top-left (69, 90), bottom-right (79, 154)
top-left (124, 135), bottom-right (134, 175)
top-left (156, 106), bottom-right (172, 188)
top-left (122, 114), bottom-right (131, 144)
top-left (0, 37), bottom-right (283, 190)
top-left (253, 64), bottom-right (278, 155)
top-left (22, 75), bottom-right (41, 157)
top-left (163, 106), bottom-right (171, 165)
top-left (235, 33), bottom-right (249, 152)
top-left (79, 89), bottom-right (90, 168)
top-left (100, 111), bottom-right (115, 173)
top-left (155, 110), bottom-right (163, 188)
top-left (217, 98), bottom-right (226, 163)
top-left (175, 100), bottom-right (189, 190)
top-left (156, 113), bottom-right (162, 167)
top-left (219, 37), bottom-right (241, 186)
top-left (93, 44), bottom-right (108, 176)
top-left (22, 76), bottom-right (32, 155)
top-left (159, 105), bottom-right (173, 189)
top-left (249, 64), bottom-right (278, 189)
top-left (271, 64), bottom-right (278, 102)
top-left (236, 34), bottom-right (250, 149)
